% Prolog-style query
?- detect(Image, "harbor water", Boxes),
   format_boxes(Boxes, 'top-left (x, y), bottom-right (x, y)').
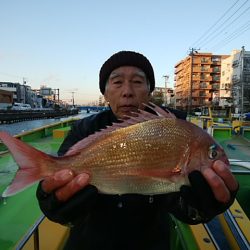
top-left (0, 110), bottom-right (93, 136)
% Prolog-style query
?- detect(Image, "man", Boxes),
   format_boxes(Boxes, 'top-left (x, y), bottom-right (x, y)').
top-left (37, 51), bottom-right (238, 250)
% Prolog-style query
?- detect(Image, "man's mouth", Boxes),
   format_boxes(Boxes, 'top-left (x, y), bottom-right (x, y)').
top-left (119, 105), bottom-right (137, 112)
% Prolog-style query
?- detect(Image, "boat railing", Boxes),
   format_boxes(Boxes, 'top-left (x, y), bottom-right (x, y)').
top-left (16, 215), bottom-right (45, 250)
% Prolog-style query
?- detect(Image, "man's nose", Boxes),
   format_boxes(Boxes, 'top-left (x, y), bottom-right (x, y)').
top-left (121, 82), bottom-right (134, 97)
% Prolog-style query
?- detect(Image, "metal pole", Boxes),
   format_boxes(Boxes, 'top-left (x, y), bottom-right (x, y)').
top-left (188, 49), bottom-right (194, 118)
top-left (188, 48), bottom-right (200, 120)
top-left (241, 46), bottom-right (245, 119)
top-left (163, 75), bottom-right (169, 106)
top-left (72, 92), bottom-right (75, 107)
top-left (34, 227), bottom-right (40, 250)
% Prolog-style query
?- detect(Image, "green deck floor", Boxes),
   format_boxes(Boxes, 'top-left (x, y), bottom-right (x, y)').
top-left (0, 136), bottom-right (64, 250)
top-left (213, 134), bottom-right (250, 219)
top-left (216, 135), bottom-right (250, 161)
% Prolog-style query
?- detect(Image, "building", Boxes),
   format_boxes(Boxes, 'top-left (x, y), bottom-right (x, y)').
top-left (37, 86), bottom-right (59, 108)
top-left (0, 81), bottom-right (38, 107)
top-left (99, 95), bottom-right (106, 106)
top-left (0, 82), bottom-right (19, 102)
top-left (230, 47), bottom-right (250, 113)
top-left (174, 48), bottom-right (250, 113)
top-left (0, 82), bottom-right (60, 109)
top-left (174, 52), bottom-right (229, 111)
top-left (0, 89), bottom-right (13, 109)
top-left (152, 87), bottom-right (174, 107)
top-left (220, 52), bottom-right (235, 107)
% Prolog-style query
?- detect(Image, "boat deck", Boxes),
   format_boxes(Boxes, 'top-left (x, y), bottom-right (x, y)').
top-left (0, 122), bottom-right (250, 249)
top-left (0, 135), bottom-right (65, 249)
top-left (216, 134), bottom-right (250, 162)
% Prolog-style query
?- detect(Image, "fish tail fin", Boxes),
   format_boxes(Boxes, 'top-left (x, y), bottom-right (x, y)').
top-left (0, 132), bottom-right (56, 197)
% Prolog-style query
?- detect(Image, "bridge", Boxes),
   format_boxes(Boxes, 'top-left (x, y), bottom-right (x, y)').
top-left (78, 106), bottom-right (108, 112)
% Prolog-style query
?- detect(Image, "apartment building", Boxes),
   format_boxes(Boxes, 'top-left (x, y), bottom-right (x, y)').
top-left (230, 47), bottom-right (250, 113)
top-left (220, 50), bottom-right (239, 108)
top-left (174, 52), bottom-right (229, 111)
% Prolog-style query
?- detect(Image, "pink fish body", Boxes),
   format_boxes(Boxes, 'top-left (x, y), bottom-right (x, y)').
top-left (0, 104), bottom-right (229, 197)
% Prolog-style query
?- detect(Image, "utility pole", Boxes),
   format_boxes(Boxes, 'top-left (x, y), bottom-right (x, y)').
top-left (188, 48), bottom-right (200, 119)
top-left (163, 75), bottom-right (169, 106)
top-left (72, 92), bottom-right (75, 107)
top-left (240, 46), bottom-right (245, 119)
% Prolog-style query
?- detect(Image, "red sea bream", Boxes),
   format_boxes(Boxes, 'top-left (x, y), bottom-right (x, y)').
top-left (0, 104), bottom-right (229, 197)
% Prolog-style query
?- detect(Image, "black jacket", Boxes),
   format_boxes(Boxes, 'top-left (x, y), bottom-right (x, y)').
top-left (37, 107), bottom-right (235, 250)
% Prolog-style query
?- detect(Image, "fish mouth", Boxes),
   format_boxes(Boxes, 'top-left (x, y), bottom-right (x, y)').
top-left (223, 156), bottom-right (230, 166)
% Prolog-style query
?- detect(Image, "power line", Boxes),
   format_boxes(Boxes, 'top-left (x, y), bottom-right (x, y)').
top-left (211, 23), bottom-right (250, 51)
top-left (199, 2), bottom-right (250, 49)
top-left (192, 0), bottom-right (242, 47)
top-left (210, 20), bottom-right (250, 50)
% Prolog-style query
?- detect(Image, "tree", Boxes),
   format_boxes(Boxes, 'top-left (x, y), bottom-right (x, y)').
top-left (150, 92), bottom-right (164, 106)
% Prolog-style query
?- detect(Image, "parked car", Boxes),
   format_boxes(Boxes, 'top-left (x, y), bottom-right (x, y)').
top-left (11, 103), bottom-right (32, 110)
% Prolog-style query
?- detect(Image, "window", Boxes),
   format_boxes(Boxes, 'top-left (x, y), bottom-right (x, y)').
top-left (199, 91), bottom-right (206, 97)
top-left (243, 75), bottom-right (250, 82)
top-left (212, 57), bottom-right (220, 62)
top-left (201, 58), bottom-right (209, 63)
top-left (213, 66), bottom-right (220, 72)
top-left (200, 82), bottom-right (207, 88)
top-left (232, 60), bottom-right (239, 67)
top-left (243, 58), bottom-right (250, 71)
top-left (212, 76), bottom-right (220, 81)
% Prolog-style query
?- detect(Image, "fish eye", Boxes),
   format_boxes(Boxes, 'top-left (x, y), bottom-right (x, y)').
top-left (208, 144), bottom-right (218, 159)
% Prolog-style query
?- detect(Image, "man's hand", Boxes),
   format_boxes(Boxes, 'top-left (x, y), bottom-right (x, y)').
top-left (37, 169), bottom-right (98, 225)
top-left (41, 169), bottom-right (90, 202)
top-left (202, 160), bottom-right (238, 203)
top-left (177, 159), bottom-right (239, 222)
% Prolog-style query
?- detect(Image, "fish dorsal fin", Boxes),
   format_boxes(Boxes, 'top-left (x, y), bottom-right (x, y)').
top-left (65, 102), bottom-right (175, 156)
top-left (142, 102), bottom-right (176, 118)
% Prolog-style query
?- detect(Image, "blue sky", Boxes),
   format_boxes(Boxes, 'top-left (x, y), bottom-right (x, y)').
top-left (1, 0), bottom-right (250, 104)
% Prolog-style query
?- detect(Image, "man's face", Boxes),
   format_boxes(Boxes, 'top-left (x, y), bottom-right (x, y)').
top-left (104, 66), bottom-right (151, 119)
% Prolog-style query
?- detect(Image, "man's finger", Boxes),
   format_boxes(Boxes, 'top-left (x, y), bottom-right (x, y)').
top-left (212, 160), bottom-right (239, 192)
top-left (55, 173), bottom-right (90, 202)
top-left (42, 169), bottom-right (75, 193)
top-left (202, 168), bottom-right (230, 203)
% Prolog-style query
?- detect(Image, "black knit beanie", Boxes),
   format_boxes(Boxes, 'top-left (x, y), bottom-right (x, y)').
top-left (99, 51), bottom-right (155, 94)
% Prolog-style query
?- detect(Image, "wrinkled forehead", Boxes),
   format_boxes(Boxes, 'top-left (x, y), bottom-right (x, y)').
top-left (109, 66), bottom-right (146, 79)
